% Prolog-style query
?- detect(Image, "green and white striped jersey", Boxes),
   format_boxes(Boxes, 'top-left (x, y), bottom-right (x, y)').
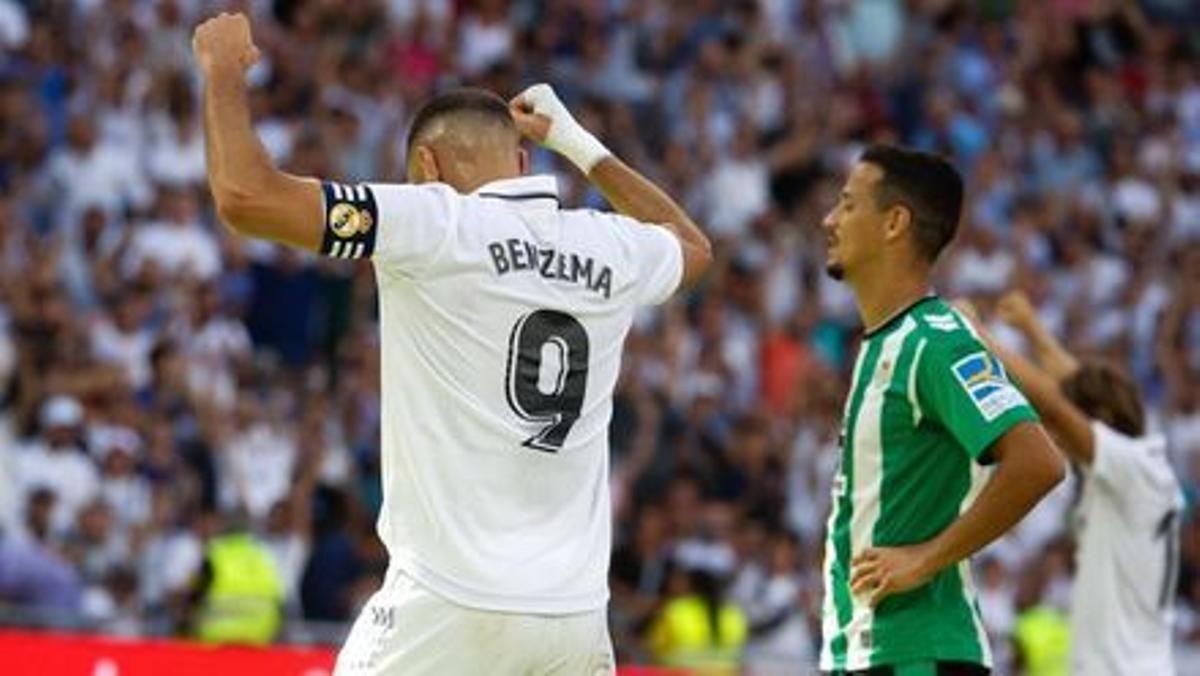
top-left (819, 296), bottom-right (1038, 672)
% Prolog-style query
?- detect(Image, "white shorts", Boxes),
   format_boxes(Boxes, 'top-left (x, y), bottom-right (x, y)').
top-left (334, 570), bottom-right (615, 675)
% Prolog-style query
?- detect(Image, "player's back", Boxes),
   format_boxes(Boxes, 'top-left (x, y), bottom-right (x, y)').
top-left (354, 174), bottom-right (681, 614)
top-left (1071, 422), bottom-right (1183, 676)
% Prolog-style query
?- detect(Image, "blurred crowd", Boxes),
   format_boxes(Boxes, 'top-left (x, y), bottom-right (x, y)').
top-left (1, 0), bottom-right (1200, 672)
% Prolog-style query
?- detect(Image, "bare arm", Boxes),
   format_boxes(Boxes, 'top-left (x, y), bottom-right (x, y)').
top-left (996, 291), bottom-right (1079, 381)
top-left (509, 84), bottom-right (712, 290)
top-left (989, 341), bottom-right (1095, 465)
top-left (195, 13), bottom-right (322, 250)
top-left (587, 157), bottom-right (712, 289)
top-left (852, 423), bottom-right (1064, 604)
top-left (978, 293), bottom-right (1093, 463)
top-left (906, 423), bottom-right (1062, 571)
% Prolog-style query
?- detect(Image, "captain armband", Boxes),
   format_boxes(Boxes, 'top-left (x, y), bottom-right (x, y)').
top-left (320, 181), bottom-right (378, 260)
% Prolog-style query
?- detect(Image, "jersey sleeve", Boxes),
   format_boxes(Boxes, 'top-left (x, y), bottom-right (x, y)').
top-left (916, 331), bottom-right (1039, 463)
top-left (318, 180), bottom-right (458, 277)
top-left (607, 215), bottom-right (684, 306)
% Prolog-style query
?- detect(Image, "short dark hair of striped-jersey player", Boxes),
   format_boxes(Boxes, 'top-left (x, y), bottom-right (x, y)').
top-left (859, 144), bottom-right (964, 264)
top-left (319, 181), bottom-right (379, 260)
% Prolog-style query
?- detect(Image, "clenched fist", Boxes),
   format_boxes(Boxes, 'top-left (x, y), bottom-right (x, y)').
top-left (193, 12), bottom-right (260, 76)
top-left (508, 84), bottom-right (611, 173)
top-left (996, 290), bottom-right (1037, 331)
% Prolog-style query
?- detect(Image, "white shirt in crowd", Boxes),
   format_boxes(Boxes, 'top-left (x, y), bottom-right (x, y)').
top-left (219, 423), bottom-right (296, 521)
top-left (12, 442), bottom-right (100, 534)
top-left (456, 13), bottom-right (513, 76)
top-left (44, 140), bottom-right (152, 223)
top-left (89, 317), bottom-right (155, 391)
top-left (138, 528), bottom-right (203, 609)
top-left (144, 114), bottom-right (207, 187)
top-left (182, 315), bottom-right (251, 411)
top-left (336, 174), bottom-right (681, 613)
top-left (125, 219), bottom-right (222, 281)
top-left (702, 157), bottom-right (769, 240)
top-left (1071, 421), bottom-right (1184, 676)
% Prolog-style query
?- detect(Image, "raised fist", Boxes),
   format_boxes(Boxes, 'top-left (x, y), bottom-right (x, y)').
top-left (193, 12), bottom-right (261, 76)
top-left (996, 290), bottom-right (1037, 330)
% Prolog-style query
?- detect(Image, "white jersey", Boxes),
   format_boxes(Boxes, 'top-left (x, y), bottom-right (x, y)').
top-left (319, 174), bottom-right (682, 614)
top-left (1070, 421), bottom-right (1183, 676)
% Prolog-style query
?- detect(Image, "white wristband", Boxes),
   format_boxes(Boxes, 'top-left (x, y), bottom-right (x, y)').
top-left (516, 84), bottom-right (612, 174)
top-left (546, 123), bottom-right (611, 174)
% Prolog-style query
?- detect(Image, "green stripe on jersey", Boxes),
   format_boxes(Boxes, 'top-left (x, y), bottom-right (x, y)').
top-left (820, 297), bottom-right (1037, 670)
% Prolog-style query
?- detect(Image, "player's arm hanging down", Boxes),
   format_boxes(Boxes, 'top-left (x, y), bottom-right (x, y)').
top-left (850, 421), bottom-right (1064, 606)
top-left (508, 85), bottom-right (713, 290)
top-left (194, 13), bottom-right (324, 251)
top-left (957, 295), bottom-right (1096, 466)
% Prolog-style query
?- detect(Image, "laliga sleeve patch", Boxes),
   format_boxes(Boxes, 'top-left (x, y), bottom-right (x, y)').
top-left (320, 181), bottom-right (378, 260)
top-left (951, 351), bottom-right (1028, 422)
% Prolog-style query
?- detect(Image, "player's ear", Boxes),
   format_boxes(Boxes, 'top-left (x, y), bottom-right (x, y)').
top-left (407, 145), bottom-right (440, 184)
top-left (884, 204), bottom-right (912, 244)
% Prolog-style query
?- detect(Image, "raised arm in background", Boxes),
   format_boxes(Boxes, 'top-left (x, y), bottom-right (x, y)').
top-left (995, 291), bottom-right (1080, 381)
top-left (957, 297), bottom-right (1095, 466)
top-left (193, 12), bottom-right (323, 250)
top-left (508, 84), bottom-right (713, 290)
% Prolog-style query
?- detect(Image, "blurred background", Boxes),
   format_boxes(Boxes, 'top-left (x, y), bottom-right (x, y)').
top-left (0, 0), bottom-right (1199, 673)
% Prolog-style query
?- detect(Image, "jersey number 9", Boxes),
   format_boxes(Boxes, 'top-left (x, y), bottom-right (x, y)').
top-left (505, 310), bottom-right (590, 453)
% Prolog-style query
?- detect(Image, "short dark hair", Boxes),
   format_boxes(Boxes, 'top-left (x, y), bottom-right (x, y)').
top-left (1060, 360), bottom-right (1146, 437)
top-left (859, 144), bottom-right (964, 263)
top-left (405, 87), bottom-right (515, 152)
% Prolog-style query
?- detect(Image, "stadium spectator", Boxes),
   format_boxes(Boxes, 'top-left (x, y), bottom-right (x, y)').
top-left (12, 396), bottom-right (98, 534)
top-left (647, 554), bottom-right (748, 672)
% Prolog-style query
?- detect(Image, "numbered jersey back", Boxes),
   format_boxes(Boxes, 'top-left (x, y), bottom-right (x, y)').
top-left (325, 175), bottom-right (681, 614)
top-left (1070, 421), bottom-right (1183, 675)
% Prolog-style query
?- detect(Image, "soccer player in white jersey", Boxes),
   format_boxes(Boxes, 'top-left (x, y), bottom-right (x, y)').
top-left (193, 13), bottom-right (712, 675)
top-left (963, 291), bottom-right (1183, 676)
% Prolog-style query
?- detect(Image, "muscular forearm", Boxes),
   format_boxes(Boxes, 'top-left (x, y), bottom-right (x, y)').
top-left (588, 157), bottom-right (711, 262)
top-left (1022, 321), bottom-right (1079, 381)
top-left (920, 424), bottom-right (1063, 576)
top-left (202, 65), bottom-right (277, 201)
top-left (201, 64), bottom-right (321, 248)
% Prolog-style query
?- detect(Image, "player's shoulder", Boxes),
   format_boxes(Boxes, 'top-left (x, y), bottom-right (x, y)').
top-left (909, 298), bottom-right (981, 348)
top-left (905, 299), bottom-right (1006, 389)
top-left (559, 206), bottom-right (636, 231)
top-left (1093, 420), bottom-right (1172, 467)
top-left (352, 179), bottom-right (464, 224)
top-left (559, 207), bottom-right (673, 251)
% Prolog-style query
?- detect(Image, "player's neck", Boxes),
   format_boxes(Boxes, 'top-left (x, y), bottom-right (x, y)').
top-left (851, 269), bottom-right (933, 335)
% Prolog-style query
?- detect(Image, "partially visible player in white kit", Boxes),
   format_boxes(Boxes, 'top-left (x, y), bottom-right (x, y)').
top-left (961, 292), bottom-right (1183, 676)
top-left (193, 13), bottom-right (712, 675)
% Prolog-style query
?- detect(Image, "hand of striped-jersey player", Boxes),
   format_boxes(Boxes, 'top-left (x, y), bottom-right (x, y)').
top-left (850, 543), bottom-right (938, 607)
top-left (509, 84), bottom-right (611, 173)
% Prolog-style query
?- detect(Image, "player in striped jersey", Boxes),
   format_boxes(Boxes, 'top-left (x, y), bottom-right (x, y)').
top-left (818, 146), bottom-right (1065, 675)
